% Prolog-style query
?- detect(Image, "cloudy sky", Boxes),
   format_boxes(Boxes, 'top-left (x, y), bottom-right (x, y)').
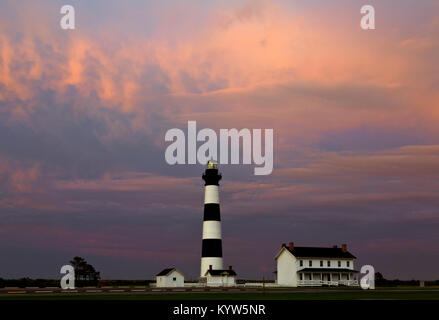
top-left (0, 0), bottom-right (438, 280)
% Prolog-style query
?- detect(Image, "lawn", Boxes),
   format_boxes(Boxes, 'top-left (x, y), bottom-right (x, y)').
top-left (1, 289), bottom-right (439, 300)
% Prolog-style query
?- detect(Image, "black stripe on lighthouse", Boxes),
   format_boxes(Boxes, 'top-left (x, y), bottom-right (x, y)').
top-left (202, 239), bottom-right (223, 257)
top-left (204, 203), bottom-right (221, 221)
top-left (202, 168), bottom-right (221, 186)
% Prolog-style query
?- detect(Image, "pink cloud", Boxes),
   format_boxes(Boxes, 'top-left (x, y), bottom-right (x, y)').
top-left (0, 0), bottom-right (438, 146)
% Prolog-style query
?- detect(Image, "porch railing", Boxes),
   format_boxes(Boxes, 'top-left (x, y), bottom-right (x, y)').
top-left (298, 280), bottom-right (358, 287)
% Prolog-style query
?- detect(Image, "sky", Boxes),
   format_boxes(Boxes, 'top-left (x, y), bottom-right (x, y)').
top-left (0, 0), bottom-right (438, 280)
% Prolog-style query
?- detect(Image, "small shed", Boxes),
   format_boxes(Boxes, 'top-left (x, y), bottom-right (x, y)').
top-left (156, 268), bottom-right (184, 287)
top-left (204, 266), bottom-right (237, 287)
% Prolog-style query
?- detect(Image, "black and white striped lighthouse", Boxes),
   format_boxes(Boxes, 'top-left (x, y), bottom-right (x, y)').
top-left (200, 160), bottom-right (224, 277)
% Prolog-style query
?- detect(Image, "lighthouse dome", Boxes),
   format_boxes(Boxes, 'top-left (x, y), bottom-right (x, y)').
top-left (207, 160), bottom-right (218, 169)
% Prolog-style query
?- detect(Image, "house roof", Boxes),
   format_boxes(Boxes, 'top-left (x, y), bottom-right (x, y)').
top-left (156, 268), bottom-right (182, 276)
top-left (205, 269), bottom-right (237, 276)
top-left (298, 268), bottom-right (359, 273)
top-left (279, 246), bottom-right (356, 259)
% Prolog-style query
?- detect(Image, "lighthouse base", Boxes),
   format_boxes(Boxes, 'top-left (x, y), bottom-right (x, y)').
top-left (200, 257), bottom-right (223, 277)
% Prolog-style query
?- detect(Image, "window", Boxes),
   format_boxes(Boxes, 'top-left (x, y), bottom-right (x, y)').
top-left (327, 261), bottom-right (330, 267)
top-left (309, 260), bottom-right (312, 267)
top-left (300, 273), bottom-right (303, 280)
top-left (347, 261), bottom-right (350, 267)
top-left (320, 261), bottom-right (323, 267)
top-left (300, 260), bottom-right (303, 267)
top-left (173, 277), bottom-right (176, 281)
top-left (338, 261), bottom-right (341, 267)
top-left (309, 274), bottom-right (312, 280)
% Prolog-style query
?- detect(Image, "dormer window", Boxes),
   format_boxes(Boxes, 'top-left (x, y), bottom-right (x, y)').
top-left (309, 260), bottom-right (312, 267)
top-left (347, 261), bottom-right (350, 267)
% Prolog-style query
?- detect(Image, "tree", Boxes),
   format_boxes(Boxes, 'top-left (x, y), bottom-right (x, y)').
top-left (69, 257), bottom-right (100, 281)
top-left (375, 272), bottom-right (385, 281)
top-left (84, 263), bottom-right (100, 281)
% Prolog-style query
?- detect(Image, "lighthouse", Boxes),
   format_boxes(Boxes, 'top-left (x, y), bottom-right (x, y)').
top-left (200, 160), bottom-right (224, 277)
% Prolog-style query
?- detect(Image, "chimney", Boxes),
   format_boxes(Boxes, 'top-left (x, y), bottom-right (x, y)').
top-left (289, 242), bottom-right (294, 251)
top-left (281, 243), bottom-right (286, 248)
top-left (333, 245), bottom-right (338, 248)
top-left (229, 265), bottom-right (232, 270)
top-left (209, 265), bottom-right (212, 270)
top-left (341, 244), bottom-right (347, 252)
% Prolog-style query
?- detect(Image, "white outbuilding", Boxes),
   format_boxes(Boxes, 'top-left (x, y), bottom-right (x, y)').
top-left (204, 266), bottom-right (237, 287)
top-left (156, 268), bottom-right (184, 287)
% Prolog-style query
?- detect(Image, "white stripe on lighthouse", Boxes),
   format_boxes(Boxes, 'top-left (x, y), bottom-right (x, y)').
top-left (204, 185), bottom-right (219, 204)
top-left (201, 258), bottom-right (223, 276)
top-left (202, 221), bottom-right (222, 239)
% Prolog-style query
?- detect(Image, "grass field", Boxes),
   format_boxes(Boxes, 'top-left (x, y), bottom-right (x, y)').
top-left (1, 289), bottom-right (439, 300)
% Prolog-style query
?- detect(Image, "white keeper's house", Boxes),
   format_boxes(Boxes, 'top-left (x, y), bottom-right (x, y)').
top-left (275, 242), bottom-right (359, 287)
